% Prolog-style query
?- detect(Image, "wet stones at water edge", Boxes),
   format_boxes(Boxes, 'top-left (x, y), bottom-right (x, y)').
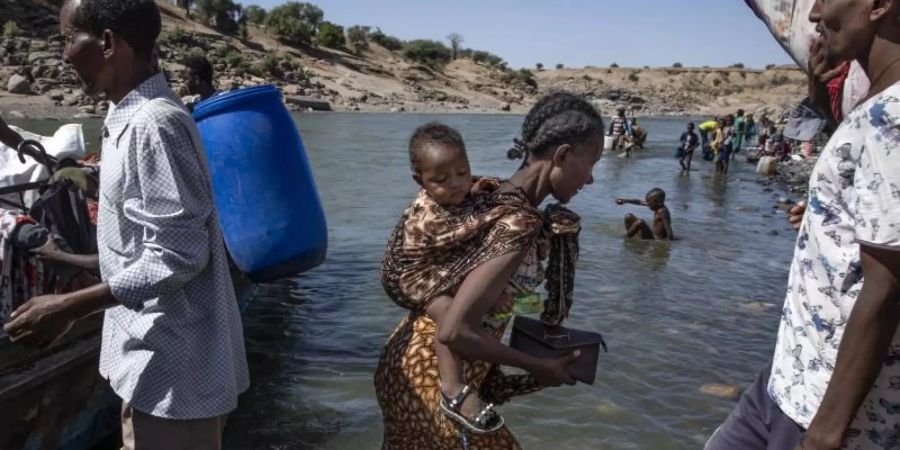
top-left (700, 383), bottom-right (744, 400)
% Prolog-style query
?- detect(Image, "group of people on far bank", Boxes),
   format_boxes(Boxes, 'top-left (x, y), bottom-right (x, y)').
top-left (676, 109), bottom-right (762, 174)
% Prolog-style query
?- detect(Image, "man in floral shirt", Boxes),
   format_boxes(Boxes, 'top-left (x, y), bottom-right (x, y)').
top-left (707, 1), bottom-right (900, 449)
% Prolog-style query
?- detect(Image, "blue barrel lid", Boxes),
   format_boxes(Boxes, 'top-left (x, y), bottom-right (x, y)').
top-left (192, 84), bottom-right (281, 121)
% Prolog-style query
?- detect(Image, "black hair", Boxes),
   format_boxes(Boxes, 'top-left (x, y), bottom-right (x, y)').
top-left (70, 0), bottom-right (161, 60)
top-left (183, 54), bottom-right (214, 84)
top-left (687, 122), bottom-right (695, 127)
top-left (646, 187), bottom-right (665, 202)
top-left (737, 109), bottom-right (745, 116)
top-left (408, 122), bottom-right (467, 173)
top-left (508, 91), bottom-right (604, 160)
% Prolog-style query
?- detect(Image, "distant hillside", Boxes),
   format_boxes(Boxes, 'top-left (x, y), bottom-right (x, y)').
top-left (0, 0), bottom-right (806, 119)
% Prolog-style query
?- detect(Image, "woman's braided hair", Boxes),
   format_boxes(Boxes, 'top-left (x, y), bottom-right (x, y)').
top-left (508, 92), bottom-right (604, 160)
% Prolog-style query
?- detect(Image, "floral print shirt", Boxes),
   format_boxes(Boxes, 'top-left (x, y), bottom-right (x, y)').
top-left (769, 84), bottom-right (900, 449)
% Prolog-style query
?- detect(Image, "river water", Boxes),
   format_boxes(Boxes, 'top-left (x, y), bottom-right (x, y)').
top-left (15, 114), bottom-right (798, 449)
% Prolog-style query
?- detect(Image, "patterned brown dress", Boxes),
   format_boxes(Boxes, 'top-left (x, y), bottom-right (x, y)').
top-left (375, 182), bottom-right (581, 449)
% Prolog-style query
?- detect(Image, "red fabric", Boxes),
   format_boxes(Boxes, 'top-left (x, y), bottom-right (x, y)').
top-left (15, 215), bottom-right (35, 226)
top-left (827, 62), bottom-right (851, 123)
top-left (87, 200), bottom-right (98, 225)
top-left (80, 153), bottom-right (101, 165)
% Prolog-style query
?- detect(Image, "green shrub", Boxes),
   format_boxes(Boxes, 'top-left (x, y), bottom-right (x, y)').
top-left (223, 51), bottom-right (244, 68)
top-left (347, 25), bottom-right (370, 52)
top-left (2, 21), bottom-right (21, 37)
top-left (500, 69), bottom-right (536, 89)
top-left (316, 21), bottom-right (345, 48)
top-left (243, 5), bottom-right (267, 24)
top-left (771, 75), bottom-right (791, 86)
top-left (369, 28), bottom-right (403, 51)
top-left (168, 26), bottom-right (188, 43)
top-left (265, 2), bottom-right (323, 46)
top-left (262, 54), bottom-right (282, 76)
top-left (672, 62), bottom-right (683, 68)
top-left (555, 63), bottom-right (564, 69)
top-left (610, 63), bottom-right (619, 68)
top-left (403, 39), bottom-right (452, 67)
top-left (245, 64), bottom-right (264, 78)
top-left (628, 72), bottom-right (639, 82)
top-left (516, 69), bottom-right (536, 88)
top-left (470, 50), bottom-right (504, 67)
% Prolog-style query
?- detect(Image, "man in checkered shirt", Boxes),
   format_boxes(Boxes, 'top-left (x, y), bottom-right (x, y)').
top-left (3, 0), bottom-right (248, 448)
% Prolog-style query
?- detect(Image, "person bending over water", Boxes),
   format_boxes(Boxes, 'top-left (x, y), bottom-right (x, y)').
top-left (376, 92), bottom-right (603, 449)
top-left (630, 117), bottom-right (648, 150)
top-left (615, 188), bottom-right (673, 240)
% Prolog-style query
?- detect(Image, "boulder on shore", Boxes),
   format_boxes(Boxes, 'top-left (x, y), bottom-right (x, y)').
top-left (7, 74), bottom-right (31, 94)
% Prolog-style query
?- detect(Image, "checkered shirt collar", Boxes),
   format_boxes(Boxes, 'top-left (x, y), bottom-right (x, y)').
top-left (103, 72), bottom-right (170, 142)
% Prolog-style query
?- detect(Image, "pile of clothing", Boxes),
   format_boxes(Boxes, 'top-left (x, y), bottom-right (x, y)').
top-left (0, 174), bottom-right (98, 338)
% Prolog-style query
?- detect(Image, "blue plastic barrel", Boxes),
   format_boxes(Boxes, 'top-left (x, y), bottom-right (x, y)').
top-left (192, 85), bottom-right (327, 282)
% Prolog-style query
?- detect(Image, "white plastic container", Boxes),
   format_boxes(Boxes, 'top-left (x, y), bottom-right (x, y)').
top-left (604, 135), bottom-right (615, 151)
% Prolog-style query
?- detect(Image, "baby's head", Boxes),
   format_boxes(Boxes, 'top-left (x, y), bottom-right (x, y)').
top-left (645, 187), bottom-right (666, 211)
top-left (408, 122), bottom-right (472, 206)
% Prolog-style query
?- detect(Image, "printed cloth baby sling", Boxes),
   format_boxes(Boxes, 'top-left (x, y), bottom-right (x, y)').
top-left (380, 177), bottom-right (581, 326)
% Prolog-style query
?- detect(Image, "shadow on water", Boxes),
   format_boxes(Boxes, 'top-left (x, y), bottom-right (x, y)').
top-left (223, 280), bottom-right (344, 449)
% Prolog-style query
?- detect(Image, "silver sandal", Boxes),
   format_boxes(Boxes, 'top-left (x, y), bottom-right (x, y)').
top-left (440, 384), bottom-right (504, 434)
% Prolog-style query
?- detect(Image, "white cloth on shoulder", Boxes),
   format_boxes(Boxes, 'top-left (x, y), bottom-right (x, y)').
top-left (0, 124), bottom-right (85, 208)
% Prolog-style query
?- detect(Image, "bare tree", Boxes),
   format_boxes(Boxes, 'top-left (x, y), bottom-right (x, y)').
top-left (447, 32), bottom-right (464, 60)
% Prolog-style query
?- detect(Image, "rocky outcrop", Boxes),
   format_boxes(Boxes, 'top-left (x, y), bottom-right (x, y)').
top-left (0, 1), bottom-right (806, 117)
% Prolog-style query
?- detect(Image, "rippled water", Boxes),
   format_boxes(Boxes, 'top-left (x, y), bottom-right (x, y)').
top-left (14, 114), bottom-right (799, 450)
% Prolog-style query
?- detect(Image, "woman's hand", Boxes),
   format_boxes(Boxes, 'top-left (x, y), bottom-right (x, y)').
top-left (529, 351), bottom-right (581, 387)
top-left (789, 201), bottom-right (807, 231)
top-left (32, 236), bottom-right (63, 262)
